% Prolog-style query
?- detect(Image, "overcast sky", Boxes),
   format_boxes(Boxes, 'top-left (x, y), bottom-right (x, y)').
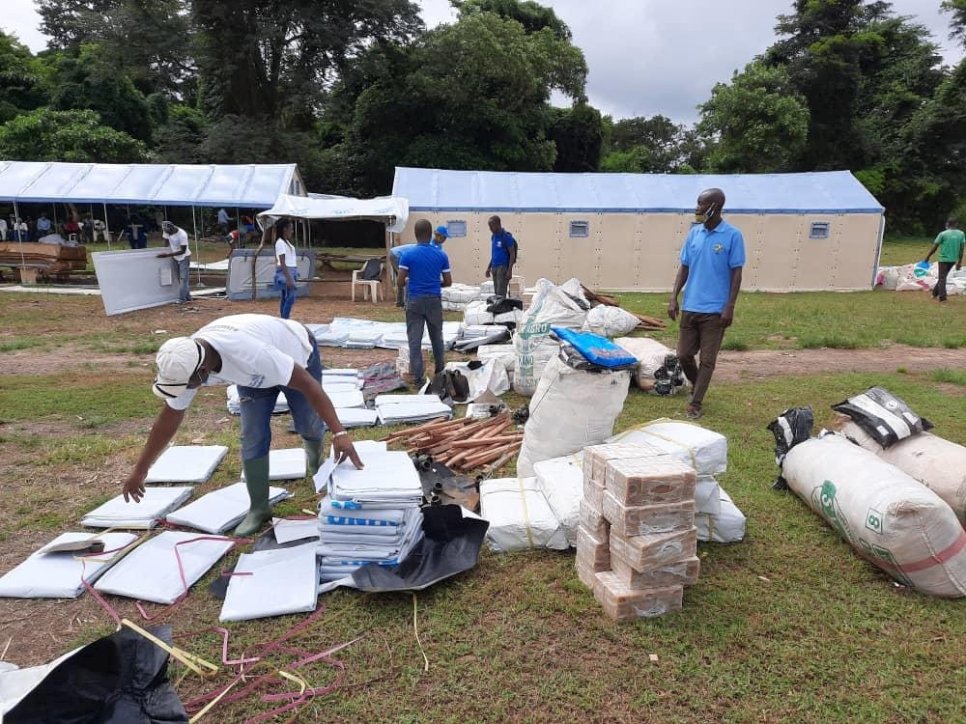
top-left (4, 0), bottom-right (963, 125)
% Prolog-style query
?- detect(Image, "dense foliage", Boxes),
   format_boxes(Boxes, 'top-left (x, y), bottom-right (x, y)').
top-left (1, 0), bottom-right (964, 231)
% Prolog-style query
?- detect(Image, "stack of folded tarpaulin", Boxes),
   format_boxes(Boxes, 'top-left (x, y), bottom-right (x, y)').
top-left (453, 324), bottom-right (511, 352)
top-left (462, 299), bottom-right (523, 327)
top-left (315, 448), bottom-right (425, 582)
top-left (768, 395), bottom-right (966, 598)
top-left (307, 318), bottom-right (461, 351)
top-left (374, 394), bottom-right (452, 425)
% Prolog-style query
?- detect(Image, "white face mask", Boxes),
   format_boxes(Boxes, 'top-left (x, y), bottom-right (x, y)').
top-left (694, 202), bottom-right (717, 224)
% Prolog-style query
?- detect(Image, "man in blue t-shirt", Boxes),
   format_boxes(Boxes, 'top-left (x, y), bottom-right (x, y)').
top-left (397, 219), bottom-right (453, 386)
top-left (485, 215), bottom-right (517, 297)
top-left (667, 188), bottom-right (745, 420)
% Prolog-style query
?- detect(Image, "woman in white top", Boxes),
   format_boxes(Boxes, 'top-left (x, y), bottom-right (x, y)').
top-left (272, 218), bottom-right (299, 319)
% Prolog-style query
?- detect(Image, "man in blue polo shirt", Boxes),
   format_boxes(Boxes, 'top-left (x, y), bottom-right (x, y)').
top-left (667, 188), bottom-right (745, 420)
top-left (485, 215), bottom-right (517, 297)
top-left (397, 219), bottom-right (453, 387)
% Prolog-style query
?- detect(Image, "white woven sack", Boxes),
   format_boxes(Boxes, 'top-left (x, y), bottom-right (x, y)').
top-left (783, 434), bottom-right (966, 597)
top-left (517, 355), bottom-right (630, 477)
top-left (840, 420), bottom-right (966, 526)
top-left (480, 477), bottom-right (569, 553)
top-left (583, 306), bottom-right (639, 338)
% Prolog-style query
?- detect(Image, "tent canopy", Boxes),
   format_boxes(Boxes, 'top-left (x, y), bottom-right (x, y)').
top-left (392, 167), bottom-right (884, 215)
top-left (257, 193), bottom-right (408, 233)
top-left (0, 161), bottom-right (303, 207)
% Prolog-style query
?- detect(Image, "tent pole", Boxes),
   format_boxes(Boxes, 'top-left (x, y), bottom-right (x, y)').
top-left (52, 204), bottom-right (58, 234)
top-left (89, 204), bottom-right (94, 245)
top-left (191, 205), bottom-right (202, 287)
top-left (103, 202), bottom-right (111, 250)
top-left (13, 200), bottom-right (26, 274)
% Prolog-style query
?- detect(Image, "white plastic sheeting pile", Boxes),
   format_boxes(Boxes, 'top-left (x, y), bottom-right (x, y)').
top-left (583, 305), bottom-right (640, 338)
top-left (0, 532), bottom-right (138, 599)
top-left (513, 278), bottom-right (588, 395)
top-left (782, 433), bottom-right (966, 597)
top-left (316, 451), bottom-right (424, 580)
top-left (226, 385), bottom-right (289, 415)
top-left (374, 394), bottom-right (452, 425)
top-left (220, 542), bottom-right (318, 621)
top-left (480, 477), bottom-right (569, 553)
top-left (533, 453), bottom-right (584, 545)
top-left (144, 445), bottom-right (228, 484)
top-left (94, 531), bottom-right (234, 604)
top-left (81, 487), bottom-right (192, 529)
top-left (244, 448), bottom-right (305, 481)
top-left (164, 482), bottom-right (291, 534)
top-left (517, 355), bottom-right (631, 476)
top-left (307, 318), bottom-right (462, 351)
top-left (614, 337), bottom-right (687, 395)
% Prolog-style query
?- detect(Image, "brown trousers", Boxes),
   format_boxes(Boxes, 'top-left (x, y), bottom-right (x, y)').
top-left (676, 312), bottom-right (726, 408)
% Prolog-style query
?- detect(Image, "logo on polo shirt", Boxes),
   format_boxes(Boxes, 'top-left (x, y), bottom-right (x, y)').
top-left (713, 244), bottom-right (724, 254)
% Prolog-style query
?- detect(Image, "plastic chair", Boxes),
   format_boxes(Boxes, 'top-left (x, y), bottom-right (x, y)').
top-left (352, 258), bottom-right (383, 302)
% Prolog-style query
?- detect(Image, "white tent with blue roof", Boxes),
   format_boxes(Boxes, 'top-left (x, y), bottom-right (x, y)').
top-left (391, 167), bottom-right (885, 292)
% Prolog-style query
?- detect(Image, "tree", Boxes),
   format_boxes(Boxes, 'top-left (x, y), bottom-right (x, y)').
top-left (941, 0), bottom-right (966, 47)
top-left (548, 103), bottom-right (603, 172)
top-left (599, 115), bottom-right (704, 173)
top-left (698, 62), bottom-right (809, 172)
top-left (453, 0), bottom-right (572, 40)
top-left (0, 107), bottom-right (148, 162)
top-left (46, 43), bottom-right (153, 141)
top-left (38, 0), bottom-right (192, 96)
top-left (0, 32), bottom-right (47, 123)
top-left (323, 10), bottom-right (588, 194)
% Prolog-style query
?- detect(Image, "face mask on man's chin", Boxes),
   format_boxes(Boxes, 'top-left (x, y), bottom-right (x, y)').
top-left (694, 203), bottom-right (716, 224)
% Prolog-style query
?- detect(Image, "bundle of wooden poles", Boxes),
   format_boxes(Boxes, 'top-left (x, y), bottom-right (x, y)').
top-left (381, 412), bottom-right (522, 473)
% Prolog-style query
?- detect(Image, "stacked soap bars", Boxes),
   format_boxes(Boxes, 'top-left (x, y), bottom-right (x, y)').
top-left (576, 442), bottom-right (699, 621)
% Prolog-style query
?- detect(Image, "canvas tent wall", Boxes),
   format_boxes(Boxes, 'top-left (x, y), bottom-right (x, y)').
top-left (391, 167), bottom-right (885, 292)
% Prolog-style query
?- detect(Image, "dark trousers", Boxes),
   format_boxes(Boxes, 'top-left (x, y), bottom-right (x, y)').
top-left (492, 265), bottom-right (510, 297)
top-left (406, 295), bottom-right (445, 383)
top-left (932, 262), bottom-right (954, 301)
top-left (676, 312), bottom-right (726, 408)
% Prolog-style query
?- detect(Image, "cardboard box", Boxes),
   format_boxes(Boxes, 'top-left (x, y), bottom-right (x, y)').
top-left (610, 551), bottom-right (700, 589)
top-left (604, 456), bottom-right (696, 506)
top-left (575, 524), bottom-right (610, 570)
top-left (582, 478), bottom-right (606, 511)
top-left (593, 573), bottom-right (683, 621)
top-left (608, 528), bottom-right (698, 571)
top-left (602, 491), bottom-right (695, 537)
top-left (583, 441), bottom-right (668, 485)
top-left (579, 499), bottom-right (610, 539)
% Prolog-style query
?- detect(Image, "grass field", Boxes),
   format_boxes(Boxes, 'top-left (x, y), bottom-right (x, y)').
top-left (0, 237), bottom-right (963, 721)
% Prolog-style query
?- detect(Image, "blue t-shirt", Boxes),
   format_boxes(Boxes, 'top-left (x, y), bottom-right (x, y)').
top-left (680, 219), bottom-right (745, 314)
top-left (491, 230), bottom-right (516, 267)
top-left (399, 243), bottom-right (451, 298)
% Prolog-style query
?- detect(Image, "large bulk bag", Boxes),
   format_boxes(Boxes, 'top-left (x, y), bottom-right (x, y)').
top-left (782, 434), bottom-right (966, 598)
top-left (613, 336), bottom-right (687, 395)
top-left (517, 355), bottom-right (630, 477)
top-left (513, 278), bottom-right (588, 396)
top-left (839, 420), bottom-right (966, 527)
top-left (583, 305), bottom-right (640, 338)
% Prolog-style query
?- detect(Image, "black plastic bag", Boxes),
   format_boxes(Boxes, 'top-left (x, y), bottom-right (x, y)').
top-left (766, 407), bottom-right (814, 490)
top-left (831, 386), bottom-right (931, 448)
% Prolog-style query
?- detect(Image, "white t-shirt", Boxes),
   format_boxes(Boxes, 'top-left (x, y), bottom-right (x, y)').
top-left (275, 238), bottom-right (297, 268)
top-left (163, 228), bottom-right (191, 260)
top-left (164, 314), bottom-right (313, 410)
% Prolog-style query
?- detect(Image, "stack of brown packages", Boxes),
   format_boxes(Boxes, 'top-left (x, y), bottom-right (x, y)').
top-left (576, 442), bottom-right (700, 621)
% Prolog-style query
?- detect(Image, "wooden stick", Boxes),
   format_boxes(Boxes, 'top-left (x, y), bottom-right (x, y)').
top-left (459, 441), bottom-right (522, 470)
top-left (449, 434), bottom-right (522, 449)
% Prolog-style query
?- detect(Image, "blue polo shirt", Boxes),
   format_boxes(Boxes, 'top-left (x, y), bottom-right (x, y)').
top-left (399, 243), bottom-right (451, 298)
top-left (680, 219), bottom-right (745, 314)
top-left (491, 229), bottom-right (516, 267)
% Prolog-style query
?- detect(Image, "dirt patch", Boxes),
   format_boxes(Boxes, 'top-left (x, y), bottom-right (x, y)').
top-left (713, 345), bottom-right (966, 383)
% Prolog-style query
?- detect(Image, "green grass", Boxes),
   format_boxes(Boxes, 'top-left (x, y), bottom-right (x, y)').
top-left (878, 236), bottom-right (933, 267)
top-left (0, 335), bottom-right (49, 352)
top-left (932, 368), bottom-right (966, 387)
top-left (0, 373), bottom-right (152, 423)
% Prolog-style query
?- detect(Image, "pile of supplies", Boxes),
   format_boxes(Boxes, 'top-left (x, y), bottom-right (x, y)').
top-left (316, 448), bottom-right (425, 582)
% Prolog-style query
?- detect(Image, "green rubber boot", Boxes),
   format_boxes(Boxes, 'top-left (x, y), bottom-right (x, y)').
top-left (234, 456), bottom-right (271, 536)
top-left (303, 438), bottom-right (324, 478)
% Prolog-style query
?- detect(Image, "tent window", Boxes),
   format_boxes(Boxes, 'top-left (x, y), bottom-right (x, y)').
top-left (446, 220), bottom-right (467, 237)
top-left (570, 220), bottom-right (590, 238)
top-left (809, 222), bottom-right (830, 239)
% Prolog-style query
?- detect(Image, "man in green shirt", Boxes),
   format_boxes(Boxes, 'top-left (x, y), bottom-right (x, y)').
top-left (923, 217), bottom-right (965, 302)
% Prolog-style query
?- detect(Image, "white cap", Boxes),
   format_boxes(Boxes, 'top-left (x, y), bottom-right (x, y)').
top-left (153, 338), bottom-right (206, 399)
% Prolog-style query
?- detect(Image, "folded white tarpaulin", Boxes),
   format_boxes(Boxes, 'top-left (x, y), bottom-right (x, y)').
top-left (226, 385), bottom-right (289, 416)
top-left (336, 408), bottom-right (379, 428)
top-left (0, 532), bottom-right (138, 599)
top-left (326, 389), bottom-right (366, 409)
top-left (375, 396), bottom-right (452, 425)
top-left (257, 193), bottom-right (408, 233)
top-left (272, 518), bottom-right (320, 544)
top-left (480, 477), bottom-right (569, 553)
top-left (219, 542), bottom-right (318, 622)
top-left (81, 487), bottom-right (193, 529)
top-left (322, 380), bottom-right (362, 394)
top-left (144, 445), bottom-right (229, 484)
top-left (164, 482), bottom-right (291, 534)
top-left (329, 451), bottom-right (423, 505)
top-left (609, 420), bottom-right (728, 477)
top-left (0, 161), bottom-right (301, 206)
top-left (696, 487), bottom-right (746, 543)
top-left (93, 531), bottom-right (234, 604)
top-left (239, 448), bottom-right (305, 481)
